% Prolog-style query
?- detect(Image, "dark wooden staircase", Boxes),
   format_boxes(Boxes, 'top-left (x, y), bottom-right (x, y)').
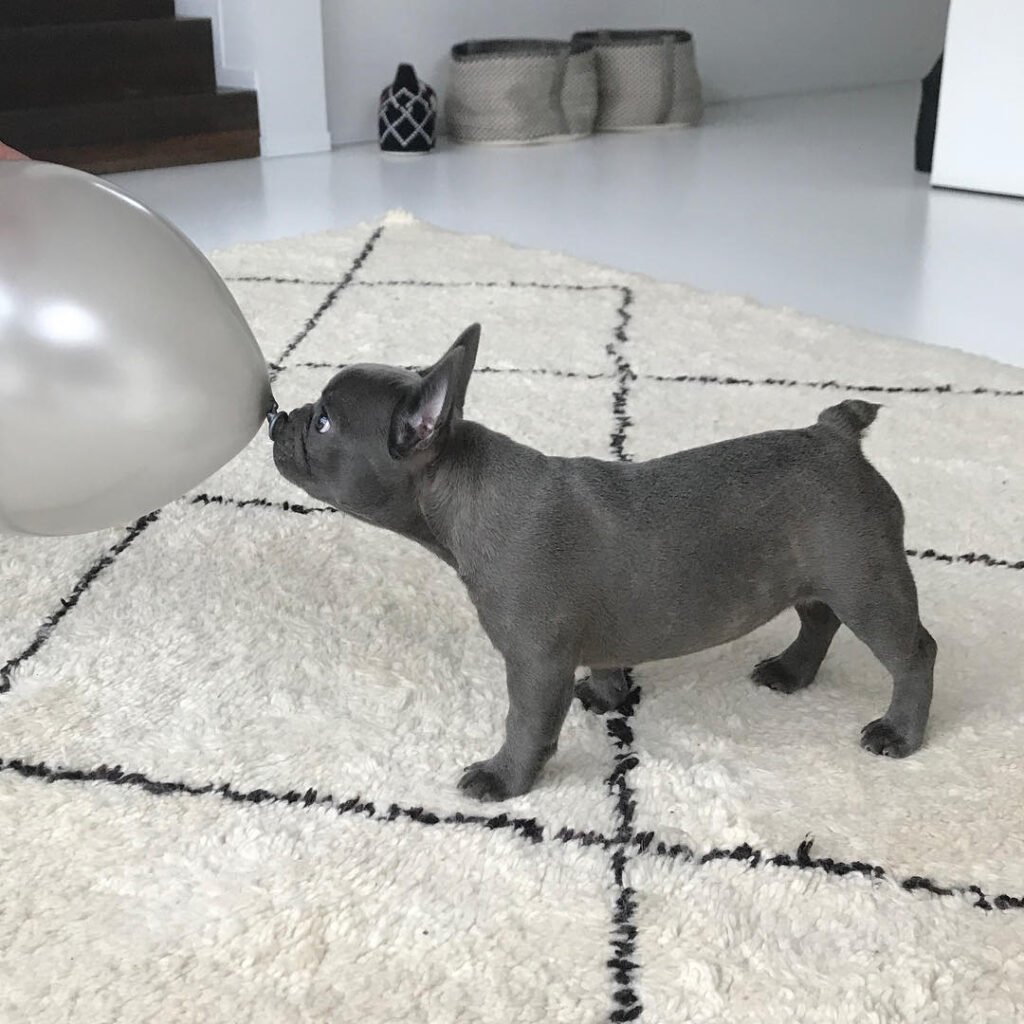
top-left (0, 0), bottom-right (259, 172)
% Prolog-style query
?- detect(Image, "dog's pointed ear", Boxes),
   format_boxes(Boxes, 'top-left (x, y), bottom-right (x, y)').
top-left (447, 322), bottom-right (479, 417)
top-left (389, 324), bottom-right (480, 459)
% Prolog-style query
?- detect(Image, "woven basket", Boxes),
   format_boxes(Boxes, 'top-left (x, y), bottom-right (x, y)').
top-left (446, 38), bottom-right (598, 145)
top-left (573, 29), bottom-right (703, 130)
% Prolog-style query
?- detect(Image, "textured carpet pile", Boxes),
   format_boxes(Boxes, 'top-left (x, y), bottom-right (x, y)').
top-left (2, 212), bottom-right (1024, 1023)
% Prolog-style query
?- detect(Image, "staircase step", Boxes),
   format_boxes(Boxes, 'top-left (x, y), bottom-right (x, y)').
top-left (0, 89), bottom-right (260, 172)
top-left (24, 129), bottom-right (260, 174)
top-left (0, 89), bottom-right (258, 149)
top-left (0, 18), bottom-right (216, 110)
top-left (0, 0), bottom-right (175, 27)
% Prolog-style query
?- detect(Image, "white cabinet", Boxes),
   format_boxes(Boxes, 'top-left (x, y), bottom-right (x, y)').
top-left (932, 0), bottom-right (1024, 198)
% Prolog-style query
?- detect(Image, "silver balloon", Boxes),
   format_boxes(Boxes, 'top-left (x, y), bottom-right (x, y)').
top-left (0, 161), bottom-right (273, 536)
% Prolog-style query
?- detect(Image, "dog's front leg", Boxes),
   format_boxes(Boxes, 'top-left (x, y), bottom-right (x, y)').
top-left (458, 649), bottom-right (575, 801)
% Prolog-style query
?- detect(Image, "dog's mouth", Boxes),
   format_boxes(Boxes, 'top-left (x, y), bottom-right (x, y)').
top-left (268, 404), bottom-right (314, 479)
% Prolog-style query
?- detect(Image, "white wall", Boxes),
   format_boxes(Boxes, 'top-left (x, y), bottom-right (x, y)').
top-left (176, 0), bottom-right (332, 157)
top-left (322, 0), bottom-right (950, 145)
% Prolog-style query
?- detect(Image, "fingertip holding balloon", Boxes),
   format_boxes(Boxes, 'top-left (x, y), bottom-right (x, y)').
top-left (0, 160), bottom-right (273, 537)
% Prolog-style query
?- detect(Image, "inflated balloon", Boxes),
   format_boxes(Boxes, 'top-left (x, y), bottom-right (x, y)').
top-left (0, 160), bottom-right (273, 536)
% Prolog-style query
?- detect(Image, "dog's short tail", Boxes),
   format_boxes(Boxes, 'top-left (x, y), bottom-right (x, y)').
top-left (816, 399), bottom-right (881, 442)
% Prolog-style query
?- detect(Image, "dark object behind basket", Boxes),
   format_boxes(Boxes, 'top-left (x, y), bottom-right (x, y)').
top-left (915, 55), bottom-right (943, 173)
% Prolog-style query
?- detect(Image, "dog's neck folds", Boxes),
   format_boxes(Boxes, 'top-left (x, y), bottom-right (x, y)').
top-left (416, 420), bottom-right (542, 577)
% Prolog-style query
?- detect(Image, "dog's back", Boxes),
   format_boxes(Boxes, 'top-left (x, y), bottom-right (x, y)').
top-left (446, 401), bottom-right (903, 667)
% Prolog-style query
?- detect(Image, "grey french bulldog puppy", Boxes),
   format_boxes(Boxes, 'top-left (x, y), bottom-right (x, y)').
top-left (268, 324), bottom-right (936, 801)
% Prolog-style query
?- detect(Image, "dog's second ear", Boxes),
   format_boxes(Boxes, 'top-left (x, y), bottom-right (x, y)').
top-left (389, 324), bottom-right (480, 458)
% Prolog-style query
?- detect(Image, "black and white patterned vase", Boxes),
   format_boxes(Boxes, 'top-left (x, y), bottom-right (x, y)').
top-left (378, 63), bottom-right (437, 154)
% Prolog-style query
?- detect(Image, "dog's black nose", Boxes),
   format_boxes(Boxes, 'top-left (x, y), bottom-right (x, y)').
top-left (267, 404), bottom-right (285, 440)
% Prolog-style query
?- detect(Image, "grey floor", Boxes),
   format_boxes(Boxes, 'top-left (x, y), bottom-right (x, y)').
top-left (110, 84), bottom-right (1024, 367)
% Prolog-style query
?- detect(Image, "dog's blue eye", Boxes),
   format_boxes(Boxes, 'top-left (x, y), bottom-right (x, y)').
top-left (316, 414), bottom-right (331, 434)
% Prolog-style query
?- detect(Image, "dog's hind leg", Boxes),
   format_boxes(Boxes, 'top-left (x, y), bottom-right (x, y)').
top-left (752, 600), bottom-right (841, 694)
top-left (830, 560), bottom-right (936, 758)
top-left (576, 667), bottom-right (631, 714)
top-left (856, 614), bottom-right (936, 758)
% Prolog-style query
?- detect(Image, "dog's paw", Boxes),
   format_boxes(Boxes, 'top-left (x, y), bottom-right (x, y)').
top-left (751, 656), bottom-right (810, 694)
top-left (458, 760), bottom-right (516, 802)
top-left (860, 718), bottom-right (922, 758)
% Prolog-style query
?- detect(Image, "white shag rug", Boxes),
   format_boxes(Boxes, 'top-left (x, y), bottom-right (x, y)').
top-left (2, 212), bottom-right (1024, 1024)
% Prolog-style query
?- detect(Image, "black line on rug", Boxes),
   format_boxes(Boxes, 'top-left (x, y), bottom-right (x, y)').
top-left (554, 826), bottom-right (614, 850)
top-left (0, 513), bottom-right (160, 697)
top-left (286, 361), bottom-right (612, 382)
top-left (190, 493), bottom-right (337, 517)
top-left (648, 372), bottom-right (1024, 398)
top-left (608, 287), bottom-right (636, 463)
top-left (604, 678), bottom-right (643, 1022)
top-left (0, 756), bottom-right (545, 846)
top-left (906, 547), bottom-right (1024, 571)
top-left (357, 279), bottom-right (622, 293)
top-left (269, 225), bottom-right (386, 379)
top-left (5, 750), bottom-right (1021, 915)
top-left (638, 834), bottom-right (1024, 912)
top-left (228, 275), bottom-right (337, 286)
top-left (227, 275), bottom-right (621, 293)
top-left (600, 286), bottom-right (644, 1022)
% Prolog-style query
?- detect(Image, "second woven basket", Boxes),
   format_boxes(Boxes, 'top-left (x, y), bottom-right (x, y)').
top-left (574, 29), bottom-right (703, 131)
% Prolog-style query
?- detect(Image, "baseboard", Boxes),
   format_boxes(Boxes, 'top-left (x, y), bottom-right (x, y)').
top-left (259, 128), bottom-right (333, 158)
